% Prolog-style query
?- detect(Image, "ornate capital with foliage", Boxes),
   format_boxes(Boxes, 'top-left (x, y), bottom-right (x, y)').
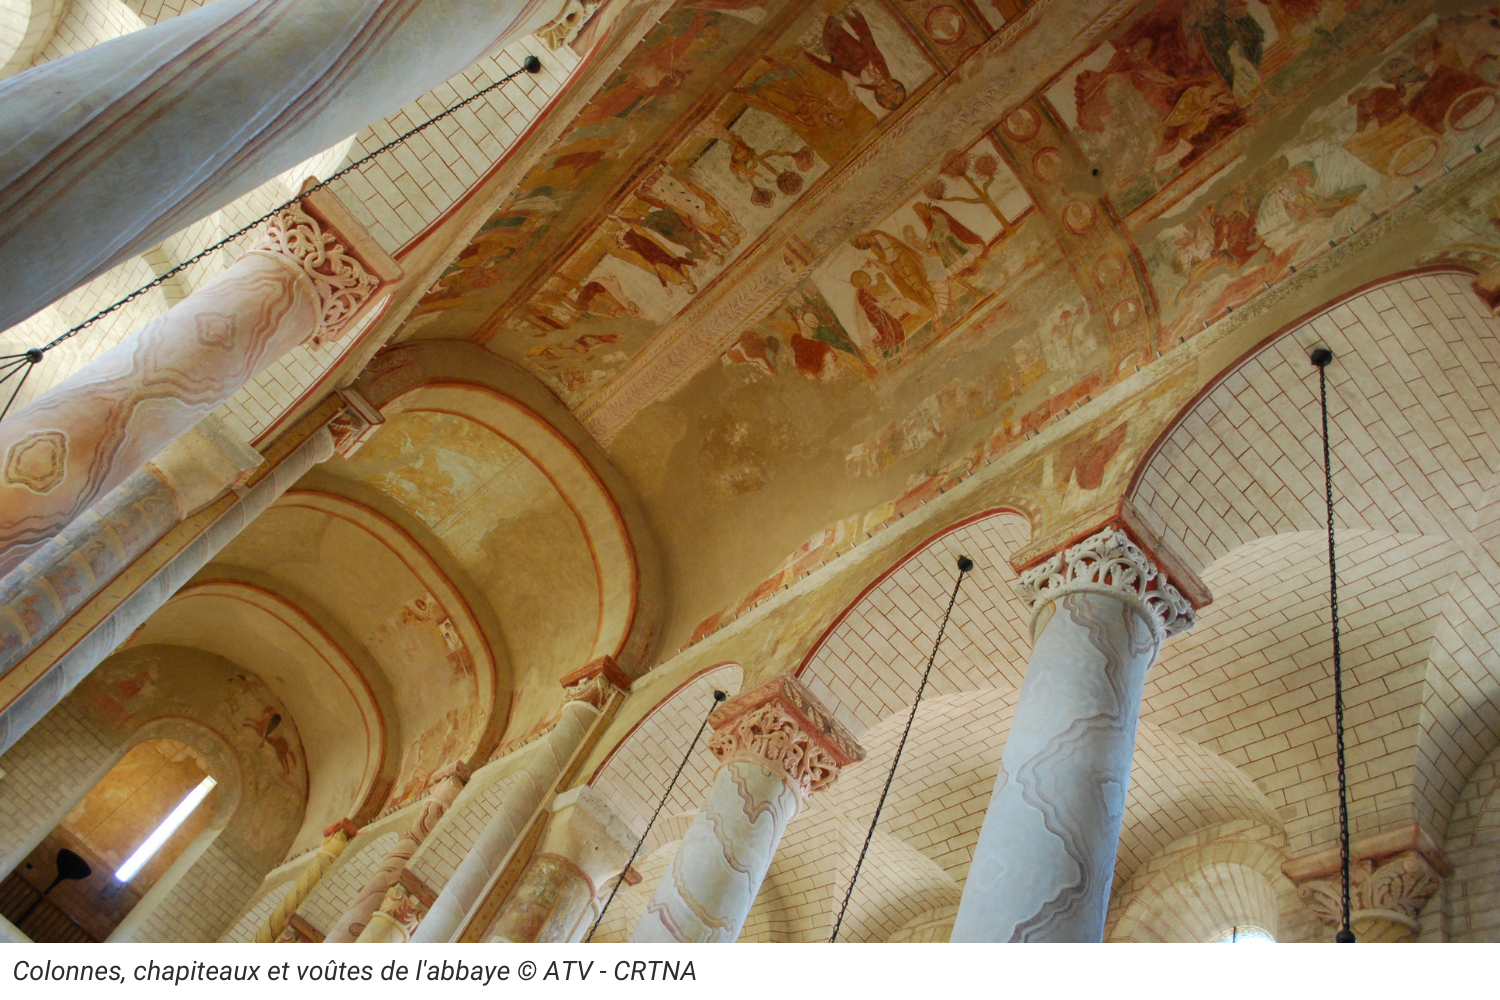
top-left (1016, 528), bottom-right (1195, 643)
top-left (251, 203), bottom-right (380, 342)
top-left (560, 654), bottom-right (631, 707)
top-left (706, 675), bottom-right (863, 799)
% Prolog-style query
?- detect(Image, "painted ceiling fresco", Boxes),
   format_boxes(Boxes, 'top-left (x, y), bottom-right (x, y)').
top-left (400, 0), bottom-right (1500, 649)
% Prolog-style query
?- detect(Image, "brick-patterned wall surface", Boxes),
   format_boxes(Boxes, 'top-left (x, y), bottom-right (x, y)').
top-left (1134, 272), bottom-right (1500, 881)
top-left (0, 704), bottom-right (116, 870)
top-left (1104, 822), bottom-right (1309, 942)
top-left (297, 831), bottom-right (398, 934)
top-left (1444, 739), bottom-right (1500, 941)
top-left (591, 664), bottom-right (742, 856)
top-left (800, 514), bottom-right (1032, 738)
top-left (134, 836), bottom-right (264, 943)
top-left (219, 876), bottom-right (291, 943)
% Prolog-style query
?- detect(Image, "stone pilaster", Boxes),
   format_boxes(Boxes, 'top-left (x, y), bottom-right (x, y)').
top-left (953, 527), bottom-right (1199, 943)
top-left (328, 760), bottom-right (469, 943)
top-left (1283, 824), bottom-right (1452, 942)
top-left (0, 187), bottom-right (399, 578)
top-left (487, 785), bottom-right (639, 943)
top-left (631, 675), bottom-right (863, 943)
top-left (406, 665), bottom-right (628, 943)
top-left (257, 819), bottom-right (358, 943)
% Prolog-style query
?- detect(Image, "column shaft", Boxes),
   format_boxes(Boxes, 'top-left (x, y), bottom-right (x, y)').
top-left (952, 589), bottom-right (1156, 942)
top-left (0, 417), bottom-right (262, 674)
top-left (256, 821), bottom-right (358, 943)
top-left (411, 669), bottom-right (616, 943)
top-left (951, 527), bottom-right (1196, 943)
top-left (0, 0), bottom-right (575, 331)
top-left (0, 420), bottom-right (335, 755)
top-left (324, 763), bottom-right (469, 943)
top-left (630, 675), bottom-right (861, 944)
top-left (0, 198), bottom-right (393, 575)
top-left (485, 785), bottom-right (638, 943)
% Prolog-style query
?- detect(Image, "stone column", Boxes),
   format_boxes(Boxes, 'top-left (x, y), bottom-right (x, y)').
top-left (631, 675), bottom-right (863, 943)
top-left (1283, 823), bottom-right (1451, 942)
top-left (0, 416), bottom-right (262, 674)
top-left (951, 527), bottom-right (1198, 943)
top-left (0, 187), bottom-right (399, 576)
top-left (0, 415), bottom-right (338, 756)
top-left (256, 819), bottom-right (359, 943)
top-left (486, 785), bottom-right (639, 943)
top-left (0, 0), bottom-right (588, 331)
top-left (404, 657), bottom-right (627, 944)
top-left (324, 761), bottom-right (471, 943)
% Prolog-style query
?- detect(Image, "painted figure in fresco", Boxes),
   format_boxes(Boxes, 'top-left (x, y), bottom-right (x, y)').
top-left (913, 202), bottom-right (986, 269)
top-left (791, 290), bottom-right (872, 372)
top-left (851, 270), bottom-right (908, 354)
top-left (1342, 12), bottom-right (1500, 180)
top-left (572, 10), bottom-right (721, 130)
top-left (738, 55), bottom-right (848, 131)
top-left (710, 123), bottom-right (814, 206)
top-left (804, 10), bottom-right (907, 112)
top-left (1074, 0), bottom-right (1258, 174)
top-left (575, 274), bottom-right (642, 319)
top-left (638, 167), bottom-right (746, 257)
top-left (853, 230), bottom-right (935, 315)
top-left (605, 221), bottom-right (699, 293)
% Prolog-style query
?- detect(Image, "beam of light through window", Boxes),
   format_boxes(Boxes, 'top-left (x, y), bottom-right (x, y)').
top-left (115, 776), bottom-right (216, 882)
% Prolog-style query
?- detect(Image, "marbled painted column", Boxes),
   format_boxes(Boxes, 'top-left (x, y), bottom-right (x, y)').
top-left (0, 190), bottom-right (398, 576)
top-left (0, 417), bottom-right (337, 756)
top-left (1283, 824), bottom-right (1451, 943)
top-left (0, 0), bottom-right (586, 330)
top-left (952, 528), bottom-right (1196, 943)
top-left (256, 819), bottom-right (359, 943)
top-left (631, 675), bottom-right (862, 943)
top-left (487, 785), bottom-right (639, 943)
top-left (405, 658), bottom-right (626, 944)
top-left (324, 762), bottom-right (471, 943)
top-left (0, 416), bottom-right (262, 673)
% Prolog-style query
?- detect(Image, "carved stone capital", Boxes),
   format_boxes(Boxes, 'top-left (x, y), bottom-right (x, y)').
top-left (560, 654), bottom-right (631, 707)
top-left (327, 388), bottom-right (385, 459)
top-left (1016, 527), bottom-right (1195, 643)
top-left (535, 0), bottom-right (601, 50)
top-left (375, 868), bottom-right (438, 937)
top-left (248, 184), bottom-right (400, 345)
top-left (706, 675), bottom-right (863, 799)
top-left (427, 760), bottom-right (472, 790)
top-left (1283, 824), bottom-right (1452, 942)
top-left (321, 818), bottom-right (360, 841)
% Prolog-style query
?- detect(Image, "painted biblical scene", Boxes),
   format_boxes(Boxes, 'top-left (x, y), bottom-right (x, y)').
top-left (720, 130), bottom-right (1039, 385)
top-left (1147, 7), bottom-right (1500, 343)
top-left (408, 4), bottom-right (772, 322)
top-left (1043, 0), bottom-right (1429, 218)
top-left (488, 0), bottom-right (941, 405)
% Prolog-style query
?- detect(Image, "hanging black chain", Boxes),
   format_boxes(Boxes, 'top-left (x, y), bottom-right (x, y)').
top-left (1312, 347), bottom-right (1355, 944)
top-left (583, 688), bottom-right (727, 943)
top-left (830, 554), bottom-right (971, 943)
top-left (0, 55), bottom-right (544, 420)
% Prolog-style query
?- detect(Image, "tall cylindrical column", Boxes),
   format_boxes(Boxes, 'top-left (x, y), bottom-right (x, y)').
top-left (631, 675), bottom-right (862, 943)
top-left (256, 820), bottom-right (359, 943)
top-left (951, 528), bottom-right (1196, 942)
top-left (0, 416), bottom-right (262, 674)
top-left (407, 663), bottom-right (625, 944)
top-left (0, 0), bottom-right (578, 331)
top-left (0, 195), bottom-right (396, 576)
top-left (325, 762), bottom-right (470, 943)
top-left (0, 419), bottom-right (337, 756)
top-left (486, 785), bottom-right (638, 943)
